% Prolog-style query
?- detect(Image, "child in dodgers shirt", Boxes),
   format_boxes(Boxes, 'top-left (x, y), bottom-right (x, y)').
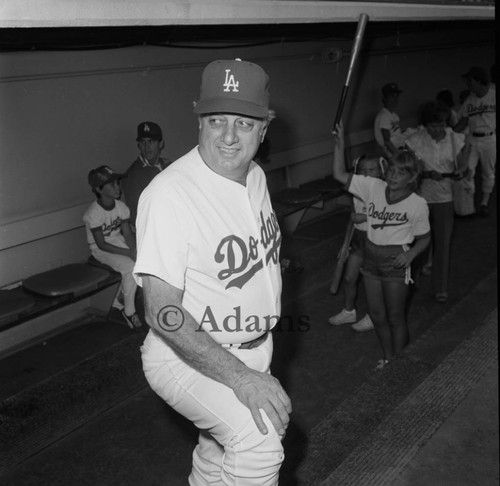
top-left (332, 123), bottom-right (430, 370)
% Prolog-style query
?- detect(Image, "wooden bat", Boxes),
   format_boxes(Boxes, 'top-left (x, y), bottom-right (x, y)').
top-left (329, 14), bottom-right (369, 293)
top-left (331, 13), bottom-right (369, 133)
top-left (330, 219), bottom-right (355, 294)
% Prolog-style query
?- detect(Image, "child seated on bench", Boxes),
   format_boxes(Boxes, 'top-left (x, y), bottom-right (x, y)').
top-left (83, 165), bottom-right (142, 329)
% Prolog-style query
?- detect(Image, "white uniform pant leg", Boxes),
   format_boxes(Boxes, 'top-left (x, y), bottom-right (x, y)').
top-left (478, 137), bottom-right (497, 194)
top-left (468, 137), bottom-right (497, 195)
top-left (91, 248), bottom-right (137, 315)
top-left (141, 332), bottom-right (284, 486)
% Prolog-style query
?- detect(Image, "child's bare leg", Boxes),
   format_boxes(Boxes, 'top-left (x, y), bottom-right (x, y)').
top-left (383, 280), bottom-right (410, 354)
top-left (364, 277), bottom-right (393, 359)
top-left (343, 254), bottom-right (363, 310)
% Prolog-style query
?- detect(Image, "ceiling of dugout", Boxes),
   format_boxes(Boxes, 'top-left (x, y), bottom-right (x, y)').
top-left (0, 19), bottom-right (495, 52)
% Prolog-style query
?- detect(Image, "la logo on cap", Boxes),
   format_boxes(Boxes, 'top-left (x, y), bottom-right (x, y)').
top-left (143, 124), bottom-right (151, 132)
top-left (223, 69), bottom-right (239, 92)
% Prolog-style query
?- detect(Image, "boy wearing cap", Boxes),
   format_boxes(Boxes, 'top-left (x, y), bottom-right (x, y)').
top-left (455, 66), bottom-right (496, 216)
top-left (83, 165), bottom-right (141, 329)
top-left (374, 83), bottom-right (406, 157)
top-left (121, 121), bottom-right (171, 228)
top-left (134, 59), bottom-right (291, 485)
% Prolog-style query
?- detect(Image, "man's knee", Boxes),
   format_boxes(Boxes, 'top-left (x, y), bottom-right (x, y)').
top-left (222, 416), bottom-right (284, 485)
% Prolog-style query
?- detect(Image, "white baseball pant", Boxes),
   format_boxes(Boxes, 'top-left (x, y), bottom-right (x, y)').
top-left (91, 236), bottom-right (137, 315)
top-left (468, 135), bottom-right (497, 195)
top-left (141, 331), bottom-right (284, 485)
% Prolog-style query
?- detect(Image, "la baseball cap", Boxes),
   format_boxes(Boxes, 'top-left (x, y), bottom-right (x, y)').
top-left (461, 66), bottom-right (488, 85)
top-left (382, 83), bottom-right (403, 97)
top-left (137, 121), bottom-right (163, 141)
top-left (193, 59), bottom-right (270, 118)
top-left (88, 165), bottom-right (127, 189)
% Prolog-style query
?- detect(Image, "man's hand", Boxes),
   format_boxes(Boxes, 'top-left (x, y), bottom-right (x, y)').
top-left (232, 368), bottom-right (292, 437)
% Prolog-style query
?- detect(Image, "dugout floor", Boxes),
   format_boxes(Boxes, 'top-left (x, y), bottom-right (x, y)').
top-left (0, 192), bottom-right (497, 485)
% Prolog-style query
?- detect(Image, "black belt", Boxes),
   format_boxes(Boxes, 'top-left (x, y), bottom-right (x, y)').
top-left (223, 332), bottom-right (269, 350)
top-left (422, 171), bottom-right (455, 180)
top-left (472, 132), bottom-right (494, 137)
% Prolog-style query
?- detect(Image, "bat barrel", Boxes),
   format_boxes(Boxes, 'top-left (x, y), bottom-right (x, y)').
top-left (330, 13), bottom-right (369, 133)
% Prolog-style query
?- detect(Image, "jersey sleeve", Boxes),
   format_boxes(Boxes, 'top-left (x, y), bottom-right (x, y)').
top-left (347, 173), bottom-right (374, 203)
top-left (116, 200), bottom-right (131, 221)
top-left (83, 203), bottom-right (102, 230)
top-left (412, 198), bottom-right (431, 238)
top-left (133, 185), bottom-right (190, 290)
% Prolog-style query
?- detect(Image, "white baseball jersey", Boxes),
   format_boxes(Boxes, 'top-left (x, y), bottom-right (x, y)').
top-left (83, 199), bottom-right (130, 250)
top-left (374, 107), bottom-right (406, 151)
top-left (348, 174), bottom-right (430, 246)
top-left (459, 88), bottom-right (496, 143)
top-left (134, 146), bottom-right (282, 345)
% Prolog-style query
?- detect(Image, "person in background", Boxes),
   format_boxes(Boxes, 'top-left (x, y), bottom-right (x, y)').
top-left (328, 154), bottom-right (386, 332)
top-left (121, 121), bottom-right (171, 229)
top-left (454, 66), bottom-right (496, 217)
top-left (83, 166), bottom-right (142, 329)
top-left (436, 89), bottom-right (460, 127)
top-left (333, 123), bottom-right (430, 370)
top-left (406, 101), bottom-right (466, 303)
top-left (134, 59), bottom-right (291, 485)
top-left (374, 83), bottom-right (407, 158)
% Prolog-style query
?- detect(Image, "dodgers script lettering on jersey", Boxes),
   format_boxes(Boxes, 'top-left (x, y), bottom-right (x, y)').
top-left (101, 217), bottom-right (123, 236)
top-left (464, 101), bottom-right (495, 118)
top-left (223, 69), bottom-right (239, 92)
top-left (368, 203), bottom-right (408, 230)
top-left (215, 210), bottom-right (281, 290)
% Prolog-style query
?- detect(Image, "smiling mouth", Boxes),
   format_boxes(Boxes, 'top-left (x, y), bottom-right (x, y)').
top-left (218, 146), bottom-right (240, 155)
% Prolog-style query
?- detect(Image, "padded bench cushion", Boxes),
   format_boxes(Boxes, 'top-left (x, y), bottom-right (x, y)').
top-left (0, 288), bottom-right (36, 323)
top-left (23, 263), bottom-right (112, 298)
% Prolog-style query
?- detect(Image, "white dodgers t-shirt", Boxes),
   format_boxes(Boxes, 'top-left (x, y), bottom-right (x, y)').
top-left (348, 174), bottom-right (430, 246)
top-left (134, 147), bottom-right (282, 345)
top-left (83, 200), bottom-right (130, 250)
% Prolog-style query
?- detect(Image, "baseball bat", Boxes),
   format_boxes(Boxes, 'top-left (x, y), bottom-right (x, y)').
top-left (331, 13), bottom-right (369, 133)
top-left (329, 14), bottom-right (369, 294)
top-left (330, 219), bottom-right (355, 294)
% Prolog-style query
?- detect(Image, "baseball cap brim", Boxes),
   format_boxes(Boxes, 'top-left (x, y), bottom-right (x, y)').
top-left (194, 97), bottom-right (268, 118)
top-left (99, 173), bottom-right (127, 187)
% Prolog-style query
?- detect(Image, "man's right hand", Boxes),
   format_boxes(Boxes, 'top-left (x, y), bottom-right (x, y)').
top-left (232, 368), bottom-right (292, 437)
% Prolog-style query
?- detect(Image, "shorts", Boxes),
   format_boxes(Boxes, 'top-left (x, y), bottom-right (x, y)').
top-left (350, 228), bottom-right (367, 258)
top-left (361, 239), bottom-right (412, 284)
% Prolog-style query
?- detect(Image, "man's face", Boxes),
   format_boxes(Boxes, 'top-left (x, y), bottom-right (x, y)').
top-left (385, 92), bottom-right (400, 110)
top-left (198, 114), bottom-right (267, 184)
top-left (138, 137), bottom-right (162, 162)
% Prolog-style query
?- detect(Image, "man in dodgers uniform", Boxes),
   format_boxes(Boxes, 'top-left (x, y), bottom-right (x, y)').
top-left (134, 59), bottom-right (291, 485)
top-left (374, 83), bottom-right (407, 158)
top-left (121, 121), bottom-right (171, 229)
top-left (455, 66), bottom-right (496, 217)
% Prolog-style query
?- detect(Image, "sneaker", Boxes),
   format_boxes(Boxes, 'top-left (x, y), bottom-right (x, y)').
top-left (328, 309), bottom-right (357, 326)
top-left (112, 301), bottom-right (124, 311)
top-left (121, 310), bottom-right (142, 329)
top-left (375, 358), bottom-right (389, 370)
top-left (351, 314), bottom-right (374, 332)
